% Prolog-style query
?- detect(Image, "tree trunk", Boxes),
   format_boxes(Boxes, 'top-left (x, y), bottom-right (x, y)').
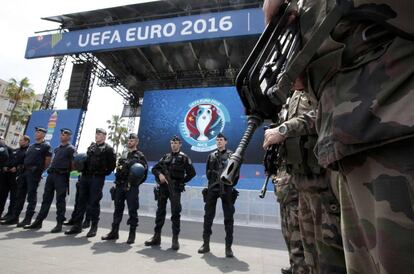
top-left (3, 101), bottom-right (18, 139)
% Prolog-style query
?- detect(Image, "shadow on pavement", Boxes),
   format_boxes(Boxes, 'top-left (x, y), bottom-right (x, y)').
top-left (201, 252), bottom-right (250, 273)
top-left (90, 241), bottom-right (133, 254)
top-left (33, 235), bottom-right (90, 247)
top-left (0, 229), bottom-right (49, 240)
top-left (137, 246), bottom-right (191, 262)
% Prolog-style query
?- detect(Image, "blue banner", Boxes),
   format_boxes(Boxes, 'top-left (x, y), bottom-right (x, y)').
top-left (26, 109), bottom-right (83, 149)
top-left (138, 86), bottom-right (265, 164)
top-left (25, 8), bottom-right (264, 59)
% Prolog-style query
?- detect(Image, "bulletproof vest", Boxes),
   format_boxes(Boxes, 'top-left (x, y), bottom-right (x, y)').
top-left (283, 91), bottom-right (322, 175)
top-left (209, 150), bottom-right (232, 181)
top-left (116, 150), bottom-right (140, 180)
top-left (86, 143), bottom-right (109, 173)
top-left (163, 152), bottom-right (187, 180)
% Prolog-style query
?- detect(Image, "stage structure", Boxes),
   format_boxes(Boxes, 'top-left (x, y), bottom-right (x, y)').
top-left (26, 0), bottom-right (264, 144)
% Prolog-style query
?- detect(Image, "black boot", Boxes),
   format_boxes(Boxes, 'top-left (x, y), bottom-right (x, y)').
top-left (23, 219), bottom-right (43, 229)
top-left (171, 234), bottom-right (180, 251)
top-left (1, 217), bottom-right (18, 225)
top-left (225, 244), bottom-right (234, 258)
top-left (101, 224), bottom-right (119, 241)
top-left (144, 233), bottom-right (161, 246)
top-left (17, 216), bottom-right (32, 228)
top-left (63, 219), bottom-right (74, 226)
top-left (86, 221), bottom-right (98, 238)
top-left (198, 237), bottom-right (210, 254)
top-left (82, 219), bottom-right (91, 229)
top-left (281, 266), bottom-right (292, 274)
top-left (126, 226), bottom-right (136, 244)
top-left (64, 223), bottom-right (82, 235)
top-left (50, 222), bottom-right (63, 233)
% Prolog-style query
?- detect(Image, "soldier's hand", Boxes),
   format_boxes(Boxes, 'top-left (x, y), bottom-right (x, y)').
top-left (2, 167), bottom-right (8, 172)
top-left (9, 167), bottom-right (16, 173)
top-left (263, 127), bottom-right (286, 149)
top-left (158, 174), bottom-right (167, 184)
top-left (263, 0), bottom-right (284, 24)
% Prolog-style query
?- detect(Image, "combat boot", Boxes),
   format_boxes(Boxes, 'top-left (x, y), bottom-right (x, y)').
top-left (1, 217), bottom-right (18, 225)
top-left (23, 219), bottom-right (43, 229)
top-left (82, 219), bottom-right (91, 229)
top-left (50, 222), bottom-right (63, 233)
top-left (225, 244), bottom-right (234, 258)
top-left (64, 223), bottom-right (82, 235)
top-left (126, 226), bottom-right (136, 244)
top-left (197, 237), bottom-right (210, 254)
top-left (102, 224), bottom-right (119, 241)
top-left (171, 234), bottom-right (180, 251)
top-left (144, 233), bottom-right (161, 246)
top-left (17, 216), bottom-right (32, 228)
top-left (63, 219), bottom-right (74, 226)
top-left (86, 221), bottom-right (98, 237)
top-left (281, 266), bottom-right (292, 274)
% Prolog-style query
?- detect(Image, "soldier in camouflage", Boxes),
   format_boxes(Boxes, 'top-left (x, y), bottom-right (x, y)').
top-left (264, 80), bottom-right (345, 274)
top-left (264, 1), bottom-right (414, 273)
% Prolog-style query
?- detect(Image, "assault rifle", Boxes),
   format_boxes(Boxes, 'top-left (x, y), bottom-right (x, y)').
top-left (221, 0), bottom-right (352, 186)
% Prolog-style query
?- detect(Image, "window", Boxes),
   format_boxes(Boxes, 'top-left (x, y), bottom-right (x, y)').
top-left (7, 100), bottom-right (15, 111)
top-left (0, 116), bottom-right (9, 128)
top-left (15, 121), bottom-right (23, 131)
top-left (11, 134), bottom-right (19, 146)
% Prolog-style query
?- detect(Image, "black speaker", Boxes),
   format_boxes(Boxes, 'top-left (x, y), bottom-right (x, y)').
top-left (67, 62), bottom-right (93, 110)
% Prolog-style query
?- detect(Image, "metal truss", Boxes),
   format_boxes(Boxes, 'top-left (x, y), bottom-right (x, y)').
top-left (40, 56), bottom-right (68, 109)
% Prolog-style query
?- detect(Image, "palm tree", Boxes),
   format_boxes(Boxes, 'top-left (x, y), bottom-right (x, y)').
top-left (4, 78), bottom-right (35, 138)
top-left (106, 115), bottom-right (128, 155)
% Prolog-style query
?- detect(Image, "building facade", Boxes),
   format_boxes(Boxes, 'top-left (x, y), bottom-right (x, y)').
top-left (0, 78), bottom-right (42, 148)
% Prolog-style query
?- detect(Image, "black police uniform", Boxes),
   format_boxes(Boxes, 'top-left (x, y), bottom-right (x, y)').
top-left (0, 143), bottom-right (10, 217)
top-left (202, 149), bottom-right (237, 251)
top-left (10, 141), bottom-right (52, 225)
top-left (66, 142), bottom-right (116, 236)
top-left (102, 149), bottom-right (148, 243)
top-left (28, 143), bottom-right (75, 227)
top-left (0, 145), bottom-right (27, 219)
top-left (151, 151), bottom-right (196, 238)
top-left (112, 150), bottom-right (147, 227)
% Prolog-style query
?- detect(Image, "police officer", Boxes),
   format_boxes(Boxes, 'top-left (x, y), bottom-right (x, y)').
top-left (145, 135), bottom-right (196, 250)
top-left (0, 135), bottom-right (29, 220)
top-left (0, 136), bottom-right (10, 218)
top-left (24, 128), bottom-right (76, 233)
top-left (102, 133), bottom-right (148, 244)
top-left (198, 133), bottom-right (237, 258)
top-left (65, 128), bottom-right (116, 237)
top-left (2, 127), bottom-right (52, 227)
top-left (63, 177), bottom-right (91, 229)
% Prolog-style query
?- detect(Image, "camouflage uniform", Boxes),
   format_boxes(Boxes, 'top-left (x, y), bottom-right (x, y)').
top-left (299, 1), bottom-right (414, 273)
top-left (281, 90), bottom-right (346, 274)
top-left (274, 169), bottom-right (308, 273)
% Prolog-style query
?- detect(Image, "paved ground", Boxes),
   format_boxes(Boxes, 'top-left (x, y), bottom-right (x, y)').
top-left (0, 210), bottom-right (289, 274)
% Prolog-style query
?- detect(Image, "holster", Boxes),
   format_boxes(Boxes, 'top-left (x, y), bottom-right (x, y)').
top-left (202, 187), bottom-right (208, 203)
top-left (153, 186), bottom-right (160, 201)
top-left (231, 188), bottom-right (239, 204)
top-left (285, 136), bottom-right (323, 176)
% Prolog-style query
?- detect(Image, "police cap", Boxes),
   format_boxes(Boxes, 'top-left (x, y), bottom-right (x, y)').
top-left (216, 132), bottom-right (227, 140)
top-left (60, 128), bottom-right (72, 135)
top-left (171, 135), bottom-right (181, 142)
top-left (128, 133), bottom-right (138, 140)
top-left (96, 128), bottom-right (107, 135)
top-left (35, 127), bottom-right (47, 133)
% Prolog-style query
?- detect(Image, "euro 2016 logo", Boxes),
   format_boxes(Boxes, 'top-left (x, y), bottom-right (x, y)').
top-left (180, 99), bottom-right (230, 152)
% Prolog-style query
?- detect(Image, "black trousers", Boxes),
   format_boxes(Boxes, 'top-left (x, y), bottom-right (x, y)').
top-left (112, 183), bottom-right (139, 227)
top-left (202, 186), bottom-right (235, 245)
top-left (154, 184), bottom-right (182, 236)
top-left (0, 171), bottom-right (17, 217)
top-left (13, 169), bottom-right (42, 220)
top-left (70, 181), bottom-right (91, 222)
top-left (73, 175), bottom-right (105, 224)
top-left (36, 173), bottom-right (69, 223)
